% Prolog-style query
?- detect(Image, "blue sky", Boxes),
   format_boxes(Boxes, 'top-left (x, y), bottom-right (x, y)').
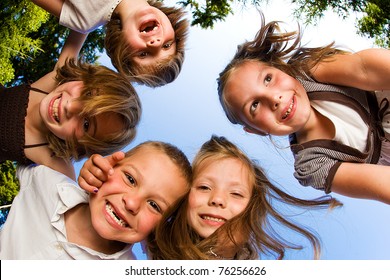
top-left (75, 0), bottom-right (390, 260)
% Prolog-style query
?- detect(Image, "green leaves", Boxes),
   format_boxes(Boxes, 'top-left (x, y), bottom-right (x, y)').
top-left (0, 1), bottom-right (49, 84)
top-left (0, 161), bottom-right (19, 206)
top-left (180, 0), bottom-right (234, 29)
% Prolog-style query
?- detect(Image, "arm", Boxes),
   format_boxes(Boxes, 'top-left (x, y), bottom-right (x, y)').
top-left (31, 30), bottom-right (87, 93)
top-left (312, 48), bottom-right (390, 91)
top-left (332, 162), bottom-right (390, 204)
top-left (78, 152), bottom-right (125, 193)
top-left (31, 0), bottom-right (65, 18)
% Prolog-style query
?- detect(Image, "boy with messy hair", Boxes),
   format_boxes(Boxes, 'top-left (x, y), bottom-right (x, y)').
top-left (32, 0), bottom-right (189, 87)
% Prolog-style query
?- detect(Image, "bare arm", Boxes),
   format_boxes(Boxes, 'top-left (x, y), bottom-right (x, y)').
top-left (31, 0), bottom-right (65, 18)
top-left (31, 30), bottom-right (87, 92)
top-left (312, 48), bottom-right (390, 91)
top-left (332, 162), bottom-right (390, 204)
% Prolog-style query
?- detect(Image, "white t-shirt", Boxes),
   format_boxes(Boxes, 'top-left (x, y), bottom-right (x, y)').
top-left (60, 0), bottom-right (123, 33)
top-left (311, 100), bottom-right (368, 152)
top-left (0, 165), bottom-right (135, 259)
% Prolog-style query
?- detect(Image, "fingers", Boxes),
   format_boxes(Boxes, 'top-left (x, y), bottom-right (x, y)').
top-left (78, 154), bottom-right (110, 193)
top-left (77, 152), bottom-right (125, 194)
top-left (78, 174), bottom-right (100, 194)
top-left (106, 151), bottom-right (125, 175)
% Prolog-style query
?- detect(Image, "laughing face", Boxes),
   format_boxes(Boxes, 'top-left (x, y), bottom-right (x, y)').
top-left (223, 60), bottom-right (313, 136)
top-left (39, 81), bottom-right (124, 141)
top-left (187, 157), bottom-right (252, 238)
top-left (89, 145), bottom-right (188, 244)
top-left (122, 6), bottom-right (175, 67)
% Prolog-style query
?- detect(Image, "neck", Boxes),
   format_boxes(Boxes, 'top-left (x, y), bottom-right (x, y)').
top-left (295, 106), bottom-right (335, 143)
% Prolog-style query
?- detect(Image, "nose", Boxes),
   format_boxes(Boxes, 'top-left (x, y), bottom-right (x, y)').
top-left (123, 193), bottom-right (141, 215)
top-left (269, 93), bottom-right (282, 110)
top-left (64, 99), bottom-right (83, 119)
top-left (209, 190), bottom-right (226, 208)
top-left (147, 38), bottom-right (162, 48)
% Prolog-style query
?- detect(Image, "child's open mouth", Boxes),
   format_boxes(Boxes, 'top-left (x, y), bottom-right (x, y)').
top-left (140, 20), bottom-right (159, 33)
top-left (106, 202), bottom-right (129, 228)
top-left (282, 96), bottom-right (295, 120)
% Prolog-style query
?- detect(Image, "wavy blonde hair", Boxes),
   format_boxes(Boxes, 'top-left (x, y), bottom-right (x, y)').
top-left (47, 59), bottom-right (141, 160)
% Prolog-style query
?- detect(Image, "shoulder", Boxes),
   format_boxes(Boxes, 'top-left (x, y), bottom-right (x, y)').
top-left (17, 164), bottom-right (76, 188)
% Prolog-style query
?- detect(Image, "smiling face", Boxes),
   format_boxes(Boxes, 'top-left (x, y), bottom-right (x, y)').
top-left (187, 157), bottom-right (252, 239)
top-left (123, 6), bottom-right (175, 67)
top-left (39, 81), bottom-right (124, 141)
top-left (89, 145), bottom-right (188, 244)
top-left (223, 60), bottom-right (312, 136)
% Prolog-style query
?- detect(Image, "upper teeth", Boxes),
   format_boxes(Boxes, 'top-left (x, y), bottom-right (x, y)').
top-left (202, 215), bottom-right (225, 222)
top-left (53, 96), bottom-right (60, 122)
top-left (282, 98), bottom-right (294, 119)
top-left (106, 203), bottom-right (129, 228)
top-left (141, 26), bottom-right (158, 33)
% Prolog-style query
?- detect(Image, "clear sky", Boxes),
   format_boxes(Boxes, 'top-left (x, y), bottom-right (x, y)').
top-left (75, 0), bottom-right (390, 260)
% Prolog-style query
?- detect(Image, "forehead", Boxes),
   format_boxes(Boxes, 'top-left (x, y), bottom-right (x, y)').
top-left (118, 146), bottom-right (188, 203)
top-left (195, 157), bottom-right (253, 188)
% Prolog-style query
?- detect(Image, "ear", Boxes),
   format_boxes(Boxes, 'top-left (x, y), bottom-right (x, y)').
top-left (243, 126), bottom-right (267, 136)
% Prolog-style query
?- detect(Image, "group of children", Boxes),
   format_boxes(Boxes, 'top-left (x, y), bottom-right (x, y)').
top-left (0, 0), bottom-right (389, 260)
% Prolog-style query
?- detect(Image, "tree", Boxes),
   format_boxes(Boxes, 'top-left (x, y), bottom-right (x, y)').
top-left (291, 0), bottom-right (390, 48)
top-left (0, 160), bottom-right (19, 225)
top-left (181, 0), bottom-right (389, 47)
top-left (10, 16), bottom-right (105, 86)
top-left (0, 0), bottom-right (49, 84)
top-left (1, 0), bottom-right (104, 86)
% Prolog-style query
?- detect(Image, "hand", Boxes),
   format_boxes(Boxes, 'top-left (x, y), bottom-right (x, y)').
top-left (78, 151), bottom-right (125, 193)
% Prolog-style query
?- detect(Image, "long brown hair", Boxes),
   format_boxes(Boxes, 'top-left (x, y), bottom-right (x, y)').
top-left (150, 135), bottom-right (341, 259)
top-left (46, 59), bottom-right (141, 160)
top-left (217, 12), bottom-right (347, 125)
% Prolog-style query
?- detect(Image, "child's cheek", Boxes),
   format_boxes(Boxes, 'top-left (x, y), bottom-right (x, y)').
top-left (139, 214), bottom-right (161, 238)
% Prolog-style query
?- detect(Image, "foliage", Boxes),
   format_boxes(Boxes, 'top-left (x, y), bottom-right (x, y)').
top-left (291, 0), bottom-right (390, 48)
top-left (0, 0), bottom-right (49, 84)
top-left (0, 161), bottom-right (19, 206)
top-left (179, 0), bottom-right (389, 47)
top-left (179, 0), bottom-right (234, 28)
top-left (10, 16), bottom-right (105, 86)
top-left (178, 0), bottom-right (264, 28)
top-left (1, 0), bottom-right (104, 86)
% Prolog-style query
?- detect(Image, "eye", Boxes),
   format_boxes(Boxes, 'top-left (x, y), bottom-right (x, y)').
top-left (139, 51), bottom-right (148, 58)
top-left (83, 118), bottom-right (90, 132)
top-left (163, 42), bottom-right (172, 49)
top-left (231, 192), bottom-right (244, 198)
top-left (148, 200), bottom-right (162, 213)
top-left (125, 173), bottom-right (136, 186)
top-left (250, 101), bottom-right (259, 114)
top-left (264, 74), bottom-right (272, 85)
top-left (196, 185), bottom-right (210, 191)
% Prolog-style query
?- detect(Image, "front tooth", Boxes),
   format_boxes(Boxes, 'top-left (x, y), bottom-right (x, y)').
top-left (203, 216), bottom-right (224, 222)
top-left (106, 203), bottom-right (128, 227)
top-left (53, 98), bottom-right (60, 122)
